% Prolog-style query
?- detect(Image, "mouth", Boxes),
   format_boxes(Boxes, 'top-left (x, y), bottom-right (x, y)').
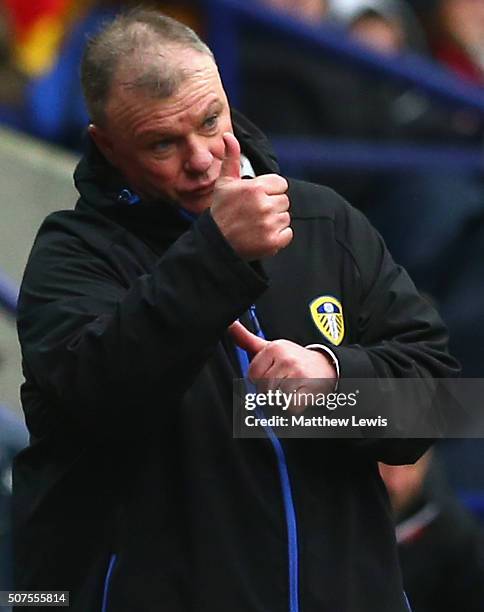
top-left (184, 181), bottom-right (216, 197)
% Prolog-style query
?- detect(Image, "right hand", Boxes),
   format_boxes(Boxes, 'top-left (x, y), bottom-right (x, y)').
top-left (229, 321), bottom-right (337, 414)
top-left (210, 132), bottom-right (293, 260)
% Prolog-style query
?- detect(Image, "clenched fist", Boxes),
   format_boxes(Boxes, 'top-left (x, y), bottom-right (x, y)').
top-left (210, 132), bottom-right (293, 260)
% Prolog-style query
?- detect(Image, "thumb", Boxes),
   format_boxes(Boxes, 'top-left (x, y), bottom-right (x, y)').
top-left (219, 132), bottom-right (241, 181)
top-left (229, 321), bottom-right (268, 356)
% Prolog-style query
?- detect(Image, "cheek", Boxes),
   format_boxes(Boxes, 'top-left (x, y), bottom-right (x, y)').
top-left (115, 148), bottom-right (150, 177)
top-left (119, 154), bottom-right (179, 197)
top-left (143, 158), bottom-right (179, 187)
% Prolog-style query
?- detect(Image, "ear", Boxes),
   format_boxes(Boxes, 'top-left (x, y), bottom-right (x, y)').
top-left (88, 124), bottom-right (116, 165)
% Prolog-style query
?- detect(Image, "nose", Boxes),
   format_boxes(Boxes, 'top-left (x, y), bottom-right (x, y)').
top-left (184, 139), bottom-right (213, 175)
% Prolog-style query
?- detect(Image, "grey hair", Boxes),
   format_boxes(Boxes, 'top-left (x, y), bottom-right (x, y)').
top-left (80, 7), bottom-right (214, 126)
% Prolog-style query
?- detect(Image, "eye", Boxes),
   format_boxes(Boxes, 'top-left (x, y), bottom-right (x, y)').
top-left (202, 114), bottom-right (218, 130)
top-left (152, 139), bottom-right (174, 151)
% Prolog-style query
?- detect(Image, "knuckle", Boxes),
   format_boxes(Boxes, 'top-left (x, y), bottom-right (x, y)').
top-left (256, 174), bottom-right (274, 185)
top-left (250, 179), bottom-right (266, 194)
top-left (262, 216), bottom-right (274, 232)
top-left (242, 181), bottom-right (260, 198)
top-left (272, 340), bottom-right (289, 354)
top-left (278, 356), bottom-right (290, 369)
top-left (270, 175), bottom-right (288, 192)
top-left (256, 187), bottom-right (271, 204)
top-left (282, 358), bottom-right (296, 371)
top-left (267, 173), bottom-right (286, 185)
top-left (267, 235), bottom-right (282, 256)
top-left (271, 340), bottom-right (281, 359)
top-left (258, 199), bottom-right (273, 216)
top-left (258, 174), bottom-right (287, 192)
top-left (281, 212), bottom-right (290, 226)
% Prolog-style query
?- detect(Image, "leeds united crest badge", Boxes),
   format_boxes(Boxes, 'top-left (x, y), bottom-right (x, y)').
top-left (309, 296), bottom-right (345, 346)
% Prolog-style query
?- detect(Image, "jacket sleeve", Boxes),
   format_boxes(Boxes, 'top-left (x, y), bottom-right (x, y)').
top-left (329, 198), bottom-right (461, 464)
top-left (17, 211), bottom-right (267, 440)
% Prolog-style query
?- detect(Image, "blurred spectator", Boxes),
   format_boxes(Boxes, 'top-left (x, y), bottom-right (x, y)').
top-left (242, 0), bottom-right (484, 377)
top-left (243, 0), bottom-right (483, 177)
top-left (349, 9), bottom-right (404, 54)
top-left (380, 451), bottom-right (484, 612)
top-left (0, 0), bottom-right (120, 147)
top-left (430, 0), bottom-right (484, 86)
top-left (0, 1), bottom-right (203, 149)
top-left (260, 0), bottom-right (329, 22)
top-left (0, 3), bottom-right (26, 128)
top-left (329, 0), bottom-right (426, 53)
top-left (3, 0), bottom-right (85, 78)
top-left (328, 0), bottom-right (484, 142)
top-left (330, 2), bottom-right (484, 377)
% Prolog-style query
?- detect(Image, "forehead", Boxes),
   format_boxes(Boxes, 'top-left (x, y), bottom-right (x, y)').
top-left (105, 48), bottom-right (226, 132)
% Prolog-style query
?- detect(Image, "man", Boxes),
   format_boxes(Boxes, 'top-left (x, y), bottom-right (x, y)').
top-left (380, 452), bottom-right (484, 611)
top-left (13, 8), bottom-right (459, 612)
top-left (261, 0), bottom-right (329, 23)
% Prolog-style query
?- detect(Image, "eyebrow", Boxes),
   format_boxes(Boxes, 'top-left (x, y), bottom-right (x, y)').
top-left (137, 99), bottom-right (224, 142)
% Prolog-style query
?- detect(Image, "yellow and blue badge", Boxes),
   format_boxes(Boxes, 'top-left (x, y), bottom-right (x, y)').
top-left (309, 296), bottom-right (345, 346)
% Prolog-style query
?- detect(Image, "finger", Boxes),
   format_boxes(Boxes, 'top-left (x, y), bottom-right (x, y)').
top-left (265, 372), bottom-right (289, 395)
top-left (254, 174), bottom-right (288, 195)
top-left (263, 358), bottom-right (294, 386)
top-left (267, 193), bottom-right (290, 214)
top-left (278, 227), bottom-right (294, 249)
top-left (229, 321), bottom-right (267, 356)
top-left (274, 211), bottom-right (291, 232)
top-left (248, 347), bottom-right (276, 380)
top-left (284, 383), bottom-right (308, 415)
top-left (219, 132), bottom-right (241, 180)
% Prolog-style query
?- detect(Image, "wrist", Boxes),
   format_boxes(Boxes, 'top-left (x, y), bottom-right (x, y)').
top-left (305, 343), bottom-right (340, 388)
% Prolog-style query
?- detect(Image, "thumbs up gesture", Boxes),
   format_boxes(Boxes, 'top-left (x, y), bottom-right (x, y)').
top-left (229, 321), bottom-right (337, 397)
top-left (210, 133), bottom-right (293, 260)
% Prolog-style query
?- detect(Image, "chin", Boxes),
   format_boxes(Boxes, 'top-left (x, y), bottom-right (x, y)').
top-left (180, 195), bottom-right (213, 216)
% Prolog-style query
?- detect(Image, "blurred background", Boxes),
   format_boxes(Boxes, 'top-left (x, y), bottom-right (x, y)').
top-left (1, 1), bottom-right (484, 610)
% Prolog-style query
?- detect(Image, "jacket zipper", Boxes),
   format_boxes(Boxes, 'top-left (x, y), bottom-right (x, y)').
top-left (171, 208), bottom-right (299, 610)
top-left (241, 306), bottom-right (300, 612)
top-left (256, 410), bottom-right (300, 612)
top-left (101, 553), bottom-right (117, 612)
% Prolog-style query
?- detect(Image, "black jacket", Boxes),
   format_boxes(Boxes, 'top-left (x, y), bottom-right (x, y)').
top-left (14, 112), bottom-right (459, 612)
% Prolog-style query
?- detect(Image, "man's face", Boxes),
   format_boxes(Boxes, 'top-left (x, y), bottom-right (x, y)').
top-left (90, 48), bottom-right (233, 214)
top-left (440, 0), bottom-right (484, 51)
top-left (263, 0), bottom-right (328, 22)
top-left (350, 15), bottom-right (404, 55)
